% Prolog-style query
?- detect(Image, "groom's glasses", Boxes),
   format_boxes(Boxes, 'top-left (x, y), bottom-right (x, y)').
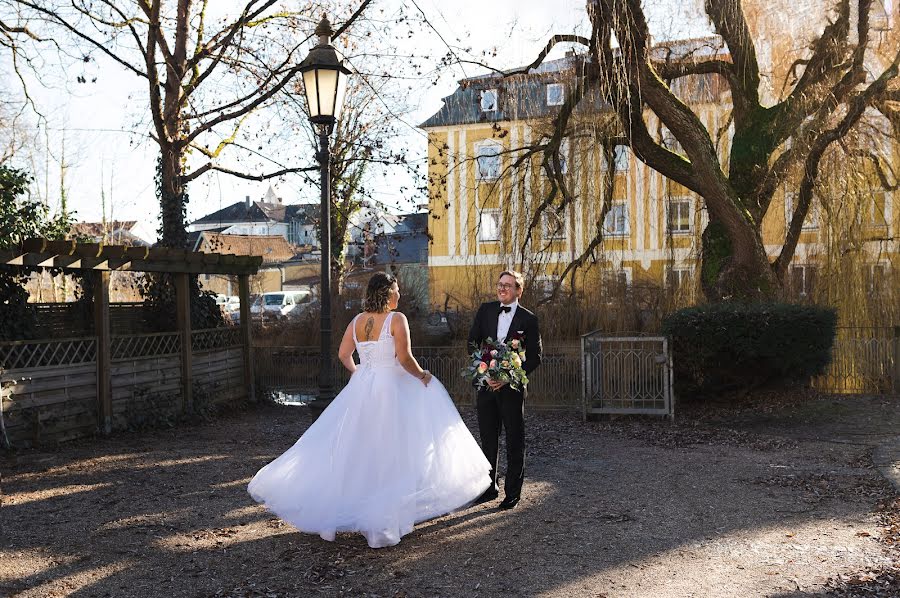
top-left (496, 283), bottom-right (516, 291)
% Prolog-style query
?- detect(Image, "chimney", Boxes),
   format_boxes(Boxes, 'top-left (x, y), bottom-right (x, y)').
top-left (245, 195), bottom-right (251, 209)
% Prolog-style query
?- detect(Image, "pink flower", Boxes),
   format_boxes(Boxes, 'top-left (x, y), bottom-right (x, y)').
top-left (477, 362), bottom-right (488, 374)
top-left (510, 339), bottom-right (520, 349)
top-left (490, 349), bottom-right (499, 357)
top-left (489, 359), bottom-right (497, 368)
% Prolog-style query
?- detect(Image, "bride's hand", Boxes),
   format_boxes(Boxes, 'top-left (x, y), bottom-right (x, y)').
top-left (420, 370), bottom-right (433, 386)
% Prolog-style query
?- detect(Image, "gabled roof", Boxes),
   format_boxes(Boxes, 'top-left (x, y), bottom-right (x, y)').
top-left (420, 55), bottom-right (590, 129)
top-left (392, 213), bottom-right (428, 235)
top-left (71, 221), bottom-right (150, 246)
top-left (420, 36), bottom-right (729, 129)
top-left (195, 232), bottom-right (299, 264)
top-left (371, 213), bottom-right (429, 265)
top-left (190, 200), bottom-right (319, 226)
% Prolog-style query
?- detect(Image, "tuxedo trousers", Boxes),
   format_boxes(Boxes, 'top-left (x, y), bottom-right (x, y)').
top-left (476, 386), bottom-right (525, 499)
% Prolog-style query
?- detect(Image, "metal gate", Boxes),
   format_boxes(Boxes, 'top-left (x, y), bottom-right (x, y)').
top-left (581, 333), bottom-right (674, 419)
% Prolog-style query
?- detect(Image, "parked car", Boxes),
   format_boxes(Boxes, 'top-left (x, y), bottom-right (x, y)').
top-left (215, 294), bottom-right (241, 313)
top-left (250, 290), bottom-right (314, 321)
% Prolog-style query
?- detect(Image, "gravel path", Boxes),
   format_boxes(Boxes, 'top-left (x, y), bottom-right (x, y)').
top-left (2, 395), bottom-right (899, 597)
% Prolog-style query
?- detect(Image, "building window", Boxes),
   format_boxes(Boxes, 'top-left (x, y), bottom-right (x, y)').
top-left (790, 264), bottom-right (818, 297)
top-left (666, 198), bottom-right (692, 234)
top-left (541, 208), bottom-right (567, 240)
top-left (545, 139), bottom-right (568, 175)
top-left (660, 125), bottom-right (683, 154)
top-left (784, 192), bottom-right (819, 230)
top-left (480, 89), bottom-right (498, 112)
top-left (602, 145), bottom-right (630, 171)
top-left (534, 275), bottom-right (559, 299)
top-left (665, 267), bottom-right (692, 289)
top-left (603, 202), bottom-right (629, 236)
top-left (475, 143), bottom-right (501, 180)
top-left (602, 269), bottom-right (630, 291)
top-left (867, 190), bottom-right (889, 227)
top-left (613, 145), bottom-right (629, 171)
top-left (867, 263), bottom-right (888, 295)
top-left (546, 83), bottom-right (564, 106)
top-left (478, 209), bottom-right (500, 242)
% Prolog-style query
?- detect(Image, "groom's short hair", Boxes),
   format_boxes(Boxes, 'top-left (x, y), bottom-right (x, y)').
top-left (498, 270), bottom-right (524, 289)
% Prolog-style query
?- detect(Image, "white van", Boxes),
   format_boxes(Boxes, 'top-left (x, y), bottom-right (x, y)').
top-left (250, 290), bottom-right (313, 321)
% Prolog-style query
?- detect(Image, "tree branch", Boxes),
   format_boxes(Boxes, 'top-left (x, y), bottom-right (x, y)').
top-left (331, 0), bottom-right (374, 39)
top-left (15, 0), bottom-right (147, 79)
top-left (182, 162), bottom-right (317, 184)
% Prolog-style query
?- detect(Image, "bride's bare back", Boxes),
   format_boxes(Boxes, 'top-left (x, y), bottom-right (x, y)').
top-left (355, 311), bottom-right (393, 342)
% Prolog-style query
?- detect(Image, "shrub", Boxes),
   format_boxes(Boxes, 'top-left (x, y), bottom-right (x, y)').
top-left (662, 302), bottom-right (837, 399)
top-left (0, 165), bottom-right (74, 341)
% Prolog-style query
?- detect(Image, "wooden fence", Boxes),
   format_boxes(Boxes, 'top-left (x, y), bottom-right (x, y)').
top-left (255, 330), bottom-right (898, 409)
top-left (813, 328), bottom-right (899, 394)
top-left (31, 302), bottom-right (155, 336)
top-left (0, 328), bottom-right (246, 448)
top-left (253, 344), bottom-right (582, 410)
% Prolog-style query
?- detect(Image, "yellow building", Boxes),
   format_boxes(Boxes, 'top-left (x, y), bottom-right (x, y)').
top-left (420, 31), bottom-right (898, 310)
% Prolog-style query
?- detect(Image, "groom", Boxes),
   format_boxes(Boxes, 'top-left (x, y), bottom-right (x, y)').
top-left (468, 270), bottom-right (542, 510)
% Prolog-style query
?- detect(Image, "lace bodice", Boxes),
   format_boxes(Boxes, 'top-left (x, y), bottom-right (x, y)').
top-left (352, 312), bottom-right (399, 369)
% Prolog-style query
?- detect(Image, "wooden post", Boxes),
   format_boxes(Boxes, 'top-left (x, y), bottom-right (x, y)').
top-left (93, 270), bottom-right (112, 434)
top-left (239, 274), bottom-right (255, 402)
top-left (175, 273), bottom-right (193, 413)
top-left (893, 326), bottom-right (900, 395)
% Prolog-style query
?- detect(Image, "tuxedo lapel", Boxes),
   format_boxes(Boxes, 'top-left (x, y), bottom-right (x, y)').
top-left (490, 301), bottom-right (501, 340)
top-left (508, 308), bottom-right (525, 340)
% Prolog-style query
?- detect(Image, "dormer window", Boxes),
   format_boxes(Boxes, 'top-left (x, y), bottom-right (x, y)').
top-left (546, 83), bottom-right (564, 106)
top-left (480, 89), bottom-right (498, 112)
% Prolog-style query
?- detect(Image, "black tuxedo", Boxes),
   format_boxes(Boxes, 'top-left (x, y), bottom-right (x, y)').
top-left (468, 301), bottom-right (542, 500)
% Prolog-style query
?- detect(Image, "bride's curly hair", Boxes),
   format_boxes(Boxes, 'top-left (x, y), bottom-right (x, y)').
top-left (363, 272), bottom-right (397, 313)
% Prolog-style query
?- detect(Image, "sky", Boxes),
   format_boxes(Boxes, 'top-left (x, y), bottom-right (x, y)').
top-left (7, 0), bottom-right (707, 242)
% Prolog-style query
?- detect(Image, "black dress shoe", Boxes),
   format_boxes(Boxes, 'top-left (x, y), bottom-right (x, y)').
top-left (474, 487), bottom-right (499, 505)
top-left (498, 495), bottom-right (520, 510)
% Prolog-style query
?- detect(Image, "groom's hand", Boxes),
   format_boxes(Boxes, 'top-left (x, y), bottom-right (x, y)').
top-left (486, 379), bottom-right (506, 391)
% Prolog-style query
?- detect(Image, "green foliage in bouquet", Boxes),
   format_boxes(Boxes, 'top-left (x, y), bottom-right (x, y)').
top-left (461, 337), bottom-right (529, 392)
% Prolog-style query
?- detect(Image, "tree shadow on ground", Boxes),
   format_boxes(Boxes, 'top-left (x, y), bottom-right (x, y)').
top-left (3, 401), bottom-right (896, 597)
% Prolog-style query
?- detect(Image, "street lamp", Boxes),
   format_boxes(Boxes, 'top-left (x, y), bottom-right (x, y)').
top-left (300, 15), bottom-right (351, 419)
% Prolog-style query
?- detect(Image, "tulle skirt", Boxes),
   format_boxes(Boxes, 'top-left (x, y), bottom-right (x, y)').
top-left (248, 364), bottom-right (492, 548)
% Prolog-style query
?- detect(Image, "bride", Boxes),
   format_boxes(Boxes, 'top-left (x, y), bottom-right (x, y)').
top-left (248, 272), bottom-right (491, 548)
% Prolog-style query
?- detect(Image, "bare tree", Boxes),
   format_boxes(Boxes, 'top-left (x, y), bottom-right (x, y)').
top-left (2, 0), bottom-right (373, 247)
top-left (466, 0), bottom-right (900, 301)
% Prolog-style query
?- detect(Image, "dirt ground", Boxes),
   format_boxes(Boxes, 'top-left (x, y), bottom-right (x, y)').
top-left (2, 394), bottom-right (899, 598)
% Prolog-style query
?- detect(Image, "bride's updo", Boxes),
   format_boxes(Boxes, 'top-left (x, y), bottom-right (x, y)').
top-left (363, 272), bottom-right (396, 313)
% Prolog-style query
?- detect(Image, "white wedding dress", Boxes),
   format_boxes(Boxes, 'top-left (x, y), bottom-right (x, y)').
top-left (248, 312), bottom-right (491, 548)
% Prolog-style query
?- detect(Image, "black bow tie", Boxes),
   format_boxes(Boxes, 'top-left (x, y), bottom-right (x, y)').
top-left (500, 305), bottom-right (512, 314)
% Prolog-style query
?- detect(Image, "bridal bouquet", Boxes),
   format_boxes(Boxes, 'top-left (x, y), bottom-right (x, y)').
top-left (462, 336), bottom-right (529, 392)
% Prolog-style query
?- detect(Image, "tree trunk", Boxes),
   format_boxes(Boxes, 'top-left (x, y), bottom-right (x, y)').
top-left (158, 143), bottom-right (188, 249)
top-left (700, 215), bottom-right (779, 301)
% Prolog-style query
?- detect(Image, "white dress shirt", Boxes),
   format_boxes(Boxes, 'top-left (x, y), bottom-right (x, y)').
top-left (497, 299), bottom-right (518, 343)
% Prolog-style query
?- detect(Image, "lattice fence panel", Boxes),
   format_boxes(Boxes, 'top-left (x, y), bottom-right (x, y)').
top-left (111, 333), bottom-right (181, 361)
top-left (0, 338), bottom-right (97, 370)
top-left (192, 328), bottom-right (242, 352)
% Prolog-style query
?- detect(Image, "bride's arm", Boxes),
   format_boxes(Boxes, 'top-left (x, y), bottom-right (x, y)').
top-left (392, 312), bottom-right (432, 385)
top-left (337, 320), bottom-right (357, 374)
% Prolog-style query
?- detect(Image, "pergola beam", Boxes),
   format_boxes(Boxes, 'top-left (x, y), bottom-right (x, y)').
top-left (0, 239), bottom-right (263, 276)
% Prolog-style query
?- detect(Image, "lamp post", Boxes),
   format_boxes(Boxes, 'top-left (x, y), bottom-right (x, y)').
top-left (300, 15), bottom-right (351, 419)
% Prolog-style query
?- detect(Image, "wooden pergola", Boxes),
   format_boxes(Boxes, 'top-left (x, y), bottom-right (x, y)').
top-left (1, 238), bottom-right (262, 434)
